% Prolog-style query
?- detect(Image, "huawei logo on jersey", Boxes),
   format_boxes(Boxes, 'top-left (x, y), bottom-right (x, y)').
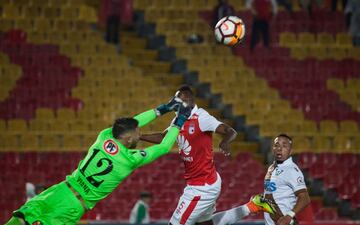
top-left (177, 135), bottom-right (192, 155)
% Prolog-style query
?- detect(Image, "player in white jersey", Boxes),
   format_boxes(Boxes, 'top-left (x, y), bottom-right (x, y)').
top-left (263, 134), bottom-right (310, 225)
top-left (212, 134), bottom-right (310, 225)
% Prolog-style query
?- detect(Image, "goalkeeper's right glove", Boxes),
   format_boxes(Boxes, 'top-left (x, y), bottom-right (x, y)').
top-left (173, 103), bottom-right (192, 128)
top-left (155, 96), bottom-right (183, 116)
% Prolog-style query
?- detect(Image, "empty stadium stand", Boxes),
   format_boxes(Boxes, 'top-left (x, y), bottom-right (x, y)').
top-left (0, 0), bottom-right (260, 223)
top-left (1, 0), bottom-right (360, 223)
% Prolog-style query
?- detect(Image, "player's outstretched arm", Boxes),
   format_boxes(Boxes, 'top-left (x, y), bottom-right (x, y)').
top-left (134, 126), bottom-right (179, 168)
top-left (133, 104), bottom-right (191, 168)
top-left (134, 97), bottom-right (183, 127)
top-left (140, 131), bottom-right (167, 144)
top-left (215, 124), bottom-right (237, 156)
top-left (133, 109), bottom-right (158, 128)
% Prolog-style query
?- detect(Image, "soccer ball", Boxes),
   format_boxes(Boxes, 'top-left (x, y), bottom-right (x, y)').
top-left (214, 16), bottom-right (245, 46)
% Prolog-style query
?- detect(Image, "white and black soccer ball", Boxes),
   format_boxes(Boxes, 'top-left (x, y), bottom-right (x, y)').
top-left (214, 16), bottom-right (246, 46)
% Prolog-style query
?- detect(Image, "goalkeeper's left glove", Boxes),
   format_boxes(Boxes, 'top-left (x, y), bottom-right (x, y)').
top-left (172, 102), bottom-right (192, 128)
top-left (155, 96), bottom-right (183, 116)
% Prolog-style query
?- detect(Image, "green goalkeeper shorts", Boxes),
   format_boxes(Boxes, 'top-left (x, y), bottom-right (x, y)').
top-left (13, 181), bottom-right (85, 225)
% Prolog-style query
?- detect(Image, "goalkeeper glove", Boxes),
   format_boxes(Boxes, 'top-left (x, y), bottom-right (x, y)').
top-left (155, 96), bottom-right (183, 116)
top-left (173, 103), bottom-right (192, 128)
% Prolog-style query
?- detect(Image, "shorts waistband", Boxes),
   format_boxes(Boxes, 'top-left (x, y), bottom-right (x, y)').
top-left (65, 181), bottom-right (89, 212)
top-left (187, 173), bottom-right (218, 186)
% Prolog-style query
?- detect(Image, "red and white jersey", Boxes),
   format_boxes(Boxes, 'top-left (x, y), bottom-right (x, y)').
top-left (175, 105), bottom-right (222, 185)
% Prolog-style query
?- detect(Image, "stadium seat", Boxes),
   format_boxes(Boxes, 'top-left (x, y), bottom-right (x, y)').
top-left (336, 182), bottom-right (358, 200)
top-left (36, 108), bottom-right (55, 120)
top-left (326, 78), bottom-right (344, 91)
top-left (328, 47), bottom-right (347, 60)
top-left (56, 108), bottom-right (76, 120)
top-left (48, 120), bottom-right (70, 133)
top-left (2, 4), bottom-right (22, 19)
top-left (259, 121), bottom-right (277, 137)
top-left (299, 120), bottom-right (318, 136)
top-left (279, 32), bottom-right (296, 47)
top-left (69, 120), bottom-right (89, 133)
top-left (298, 32), bottom-right (316, 47)
top-left (0, 119), bottom-right (6, 131)
top-left (313, 136), bottom-right (332, 152)
top-left (29, 119), bottom-right (49, 132)
top-left (14, 19), bottom-right (33, 30)
top-left (19, 134), bottom-right (39, 151)
top-left (308, 46), bottom-right (328, 60)
top-left (348, 48), bottom-right (360, 60)
top-left (276, 121), bottom-right (299, 136)
top-left (33, 18), bottom-right (52, 31)
top-left (336, 33), bottom-right (352, 48)
top-left (290, 47), bottom-right (308, 60)
top-left (293, 136), bottom-right (311, 151)
top-left (317, 33), bottom-right (334, 46)
top-left (62, 134), bottom-right (82, 151)
top-left (346, 78), bottom-right (360, 90)
top-left (40, 134), bottom-right (60, 150)
top-left (7, 119), bottom-right (28, 134)
top-left (0, 134), bottom-right (19, 150)
top-left (319, 120), bottom-right (338, 136)
top-left (315, 208), bottom-right (339, 220)
top-left (351, 192), bottom-right (360, 208)
top-left (333, 135), bottom-right (355, 152)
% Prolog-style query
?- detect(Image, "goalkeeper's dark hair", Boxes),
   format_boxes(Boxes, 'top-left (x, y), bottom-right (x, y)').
top-left (178, 85), bottom-right (194, 96)
top-left (276, 133), bottom-right (293, 146)
top-left (112, 118), bottom-right (139, 139)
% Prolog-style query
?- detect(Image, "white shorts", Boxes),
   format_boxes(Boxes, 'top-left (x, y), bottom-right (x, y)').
top-left (170, 173), bottom-right (222, 225)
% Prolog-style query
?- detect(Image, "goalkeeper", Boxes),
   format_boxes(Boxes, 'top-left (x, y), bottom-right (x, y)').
top-left (5, 97), bottom-right (191, 225)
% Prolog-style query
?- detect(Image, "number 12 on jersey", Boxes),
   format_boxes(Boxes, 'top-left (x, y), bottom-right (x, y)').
top-left (80, 149), bottom-right (114, 188)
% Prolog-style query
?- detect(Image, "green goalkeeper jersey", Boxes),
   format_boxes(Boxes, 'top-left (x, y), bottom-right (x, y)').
top-left (66, 109), bottom-right (178, 210)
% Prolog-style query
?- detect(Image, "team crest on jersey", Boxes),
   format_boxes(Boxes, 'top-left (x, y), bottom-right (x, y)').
top-left (103, 140), bottom-right (119, 155)
top-left (188, 123), bottom-right (195, 134)
top-left (177, 135), bottom-right (192, 155)
top-left (275, 169), bottom-right (284, 176)
top-left (297, 176), bottom-right (304, 184)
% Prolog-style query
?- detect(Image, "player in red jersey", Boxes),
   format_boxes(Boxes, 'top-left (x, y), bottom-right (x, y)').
top-left (141, 85), bottom-right (238, 225)
top-left (142, 85), bottom-right (276, 225)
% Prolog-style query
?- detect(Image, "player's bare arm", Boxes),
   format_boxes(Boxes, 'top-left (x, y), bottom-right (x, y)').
top-left (133, 129), bottom-right (179, 168)
top-left (140, 132), bottom-right (166, 144)
top-left (292, 189), bottom-right (311, 215)
top-left (215, 124), bottom-right (237, 156)
top-left (134, 103), bottom-right (193, 167)
top-left (139, 95), bottom-right (181, 144)
top-left (276, 189), bottom-right (310, 225)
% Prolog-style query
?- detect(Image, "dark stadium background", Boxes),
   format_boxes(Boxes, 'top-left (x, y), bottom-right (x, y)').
top-left (0, 0), bottom-right (359, 224)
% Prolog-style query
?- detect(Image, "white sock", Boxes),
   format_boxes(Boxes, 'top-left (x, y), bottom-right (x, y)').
top-left (212, 205), bottom-right (251, 225)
